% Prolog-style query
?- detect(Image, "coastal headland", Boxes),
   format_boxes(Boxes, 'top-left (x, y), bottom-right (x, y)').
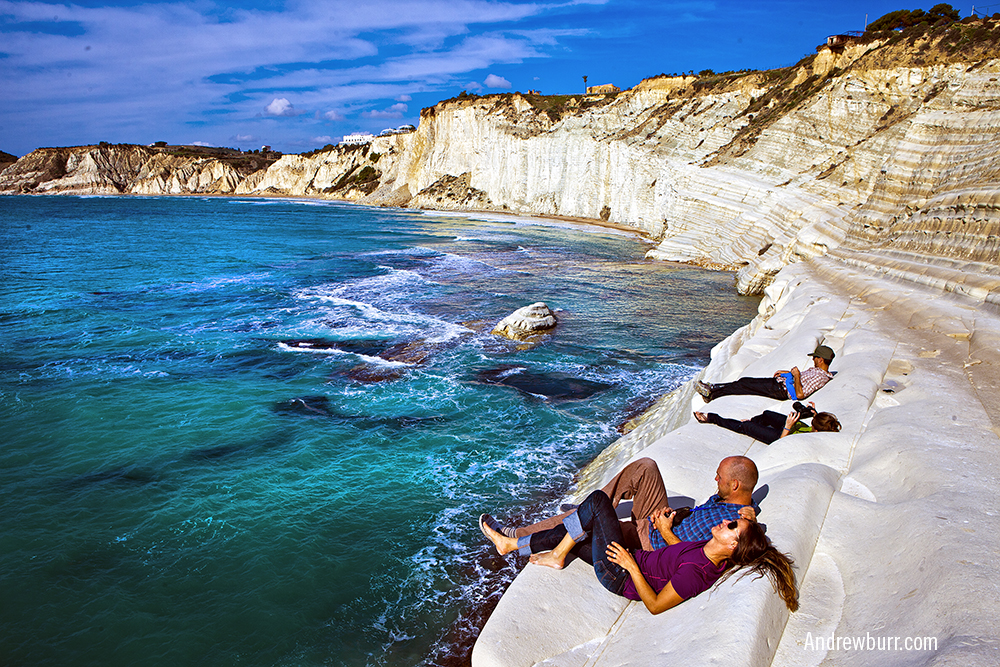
top-left (3, 17), bottom-right (999, 666)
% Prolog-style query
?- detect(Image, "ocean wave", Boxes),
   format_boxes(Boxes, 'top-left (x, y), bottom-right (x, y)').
top-left (359, 246), bottom-right (441, 259)
top-left (163, 272), bottom-right (273, 294)
top-left (296, 267), bottom-right (431, 303)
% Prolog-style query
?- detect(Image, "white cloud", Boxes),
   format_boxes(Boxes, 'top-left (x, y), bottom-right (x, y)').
top-left (0, 0), bottom-right (595, 154)
top-left (234, 134), bottom-right (257, 142)
top-left (361, 102), bottom-right (408, 119)
top-left (484, 74), bottom-right (511, 89)
top-left (190, 141), bottom-right (215, 147)
top-left (311, 135), bottom-right (333, 143)
top-left (265, 98), bottom-right (297, 117)
top-left (465, 81), bottom-right (483, 91)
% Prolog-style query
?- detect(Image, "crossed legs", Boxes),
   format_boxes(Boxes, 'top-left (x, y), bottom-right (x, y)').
top-left (509, 457), bottom-right (669, 551)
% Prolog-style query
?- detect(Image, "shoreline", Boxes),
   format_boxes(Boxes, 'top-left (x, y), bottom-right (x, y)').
top-left (8, 189), bottom-right (660, 242)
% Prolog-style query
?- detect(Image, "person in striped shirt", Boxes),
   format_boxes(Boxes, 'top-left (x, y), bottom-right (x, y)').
top-left (696, 345), bottom-right (835, 403)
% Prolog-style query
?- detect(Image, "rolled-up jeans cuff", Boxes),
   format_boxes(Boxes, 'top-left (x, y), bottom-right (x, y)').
top-left (562, 511), bottom-right (587, 542)
top-left (517, 535), bottom-right (532, 557)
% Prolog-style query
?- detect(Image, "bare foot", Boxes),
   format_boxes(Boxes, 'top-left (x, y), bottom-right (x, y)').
top-left (694, 411), bottom-right (709, 423)
top-left (529, 550), bottom-right (566, 570)
top-left (479, 514), bottom-right (518, 556)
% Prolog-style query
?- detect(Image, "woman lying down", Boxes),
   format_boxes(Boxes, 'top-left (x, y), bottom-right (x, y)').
top-left (479, 489), bottom-right (798, 614)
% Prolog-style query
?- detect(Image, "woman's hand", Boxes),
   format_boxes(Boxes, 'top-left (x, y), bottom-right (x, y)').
top-left (606, 541), bottom-right (639, 575)
top-left (738, 506), bottom-right (757, 522)
top-left (780, 408), bottom-right (800, 439)
top-left (609, 543), bottom-right (686, 614)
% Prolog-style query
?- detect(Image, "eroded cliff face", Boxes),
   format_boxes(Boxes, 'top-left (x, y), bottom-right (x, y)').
top-left (347, 34), bottom-right (999, 296)
top-left (0, 145), bottom-right (255, 196)
top-left (351, 39), bottom-right (999, 296)
top-left (3, 25), bottom-right (999, 297)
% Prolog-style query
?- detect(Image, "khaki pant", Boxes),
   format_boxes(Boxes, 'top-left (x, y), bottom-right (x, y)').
top-left (514, 457), bottom-right (669, 551)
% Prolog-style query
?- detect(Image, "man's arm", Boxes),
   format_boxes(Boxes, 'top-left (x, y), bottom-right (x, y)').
top-left (790, 366), bottom-right (805, 398)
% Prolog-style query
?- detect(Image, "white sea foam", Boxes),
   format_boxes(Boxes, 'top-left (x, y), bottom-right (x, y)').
top-left (276, 342), bottom-right (351, 356)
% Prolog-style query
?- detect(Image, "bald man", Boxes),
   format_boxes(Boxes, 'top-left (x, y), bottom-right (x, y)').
top-left (482, 456), bottom-right (760, 556)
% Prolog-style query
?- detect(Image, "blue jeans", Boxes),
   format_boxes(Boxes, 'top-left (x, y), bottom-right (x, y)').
top-left (709, 376), bottom-right (787, 401)
top-left (707, 409), bottom-right (786, 444)
top-left (518, 490), bottom-right (630, 595)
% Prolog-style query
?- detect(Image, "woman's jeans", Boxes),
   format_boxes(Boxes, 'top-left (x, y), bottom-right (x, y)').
top-left (707, 409), bottom-right (785, 444)
top-left (518, 490), bottom-right (630, 595)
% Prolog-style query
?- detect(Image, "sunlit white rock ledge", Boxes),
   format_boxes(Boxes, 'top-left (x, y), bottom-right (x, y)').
top-left (473, 256), bottom-right (1000, 667)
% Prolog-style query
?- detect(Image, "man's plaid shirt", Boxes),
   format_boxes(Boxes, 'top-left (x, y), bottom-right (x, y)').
top-left (648, 494), bottom-right (761, 550)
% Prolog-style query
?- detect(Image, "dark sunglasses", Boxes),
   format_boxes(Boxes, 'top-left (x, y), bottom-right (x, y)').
top-left (726, 520), bottom-right (739, 530)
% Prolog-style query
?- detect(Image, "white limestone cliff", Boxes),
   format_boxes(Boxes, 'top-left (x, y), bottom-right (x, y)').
top-left (243, 33), bottom-right (1000, 294)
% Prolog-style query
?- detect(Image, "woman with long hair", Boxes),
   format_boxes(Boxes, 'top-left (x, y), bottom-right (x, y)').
top-left (694, 401), bottom-right (841, 445)
top-left (480, 489), bottom-right (798, 614)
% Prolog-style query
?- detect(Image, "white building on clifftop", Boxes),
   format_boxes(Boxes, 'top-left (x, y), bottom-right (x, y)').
top-left (340, 133), bottom-right (374, 146)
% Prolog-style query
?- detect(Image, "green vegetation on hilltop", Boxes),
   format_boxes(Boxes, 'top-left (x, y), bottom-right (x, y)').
top-left (868, 3), bottom-right (960, 31)
top-left (423, 89), bottom-right (618, 123)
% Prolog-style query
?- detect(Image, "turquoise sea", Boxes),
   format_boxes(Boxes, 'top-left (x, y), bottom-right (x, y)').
top-left (0, 196), bottom-right (759, 667)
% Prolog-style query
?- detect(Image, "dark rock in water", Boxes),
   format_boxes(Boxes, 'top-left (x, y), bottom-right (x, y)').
top-left (343, 339), bottom-right (445, 384)
top-left (378, 340), bottom-right (439, 365)
top-left (187, 430), bottom-right (293, 461)
top-left (63, 465), bottom-right (158, 489)
top-left (271, 395), bottom-right (334, 417)
top-left (279, 338), bottom-right (388, 357)
top-left (476, 366), bottom-right (613, 400)
top-left (187, 442), bottom-right (245, 460)
top-left (346, 364), bottom-right (409, 383)
top-left (387, 415), bottom-right (447, 428)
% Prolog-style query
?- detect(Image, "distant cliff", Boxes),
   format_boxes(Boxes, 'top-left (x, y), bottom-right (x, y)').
top-left (4, 19), bottom-right (999, 297)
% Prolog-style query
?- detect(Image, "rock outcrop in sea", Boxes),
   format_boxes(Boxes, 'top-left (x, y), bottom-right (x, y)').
top-left (491, 302), bottom-right (558, 341)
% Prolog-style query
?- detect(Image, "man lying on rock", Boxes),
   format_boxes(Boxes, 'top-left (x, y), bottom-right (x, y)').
top-left (481, 456), bottom-right (760, 554)
top-left (694, 401), bottom-right (841, 445)
top-left (696, 345), bottom-right (835, 403)
top-left (479, 459), bottom-right (798, 613)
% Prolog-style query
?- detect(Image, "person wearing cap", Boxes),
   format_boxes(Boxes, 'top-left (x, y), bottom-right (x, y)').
top-left (696, 345), bottom-right (835, 403)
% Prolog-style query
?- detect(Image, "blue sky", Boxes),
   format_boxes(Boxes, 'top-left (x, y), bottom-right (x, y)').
top-left (0, 1), bottom-right (966, 156)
